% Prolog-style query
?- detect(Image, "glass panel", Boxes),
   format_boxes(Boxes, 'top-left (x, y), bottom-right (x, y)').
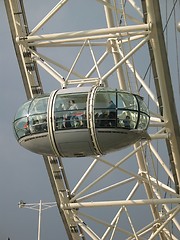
top-left (117, 110), bottom-right (138, 129)
top-left (54, 93), bottom-right (87, 129)
top-left (117, 94), bottom-right (125, 109)
top-left (138, 113), bottom-right (149, 129)
top-left (94, 91), bottom-right (116, 128)
top-left (27, 97), bottom-right (48, 134)
top-left (29, 114), bottom-right (47, 133)
top-left (14, 101), bottom-right (31, 119)
top-left (29, 97), bottom-right (48, 115)
top-left (136, 96), bottom-right (149, 114)
top-left (94, 92), bottom-right (109, 109)
top-left (14, 117), bottom-right (29, 139)
top-left (14, 96), bottom-right (49, 138)
top-left (54, 96), bottom-right (66, 130)
top-left (129, 111), bottom-right (138, 129)
top-left (95, 110), bottom-right (110, 127)
top-left (118, 93), bottom-right (138, 111)
top-left (117, 110), bottom-right (126, 127)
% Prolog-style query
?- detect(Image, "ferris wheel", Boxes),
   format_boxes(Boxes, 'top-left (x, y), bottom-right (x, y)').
top-left (5, 0), bottom-right (180, 239)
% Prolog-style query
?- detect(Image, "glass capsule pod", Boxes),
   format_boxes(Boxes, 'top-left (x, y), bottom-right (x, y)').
top-left (13, 86), bottom-right (150, 157)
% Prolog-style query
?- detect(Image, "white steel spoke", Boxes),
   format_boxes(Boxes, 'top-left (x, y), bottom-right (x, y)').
top-left (88, 40), bottom-right (102, 79)
top-left (71, 158), bottom-right (98, 195)
top-left (102, 181), bottom-right (140, 239)
top-left (64, 199), bottom-right (180, 210)
top-left (76, 177), bottom-right (136, 202)
top-left (66, 40), bottom-right (87, 81)
top-left (97, 0), bottom-right (143, 24)
top-left (20, 24), bottom-right (150, 43)
top-left (30, 0), bottom-right (69, 36)
top-left (149, 142), bottom-right (174, 181)
top-left (78, 211), bottom-right (136, 238)
top-left (124, 206), bottom-right (139, 240)
top-left (5, 0), bottom-right (180, 239)
top-left (70, 142), bottom-right (148, 202)
top-left (101, 35), bottom-right (150, 82)
top-left (119, 49), bottom-right (159, 106)
top-left (148, 206), bottom-right (180, 240)
top-left (127, 206), bottom-right (180, 240)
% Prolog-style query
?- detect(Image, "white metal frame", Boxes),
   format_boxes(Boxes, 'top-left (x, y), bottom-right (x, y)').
top-left (5, 0), bottom-right (180, 239)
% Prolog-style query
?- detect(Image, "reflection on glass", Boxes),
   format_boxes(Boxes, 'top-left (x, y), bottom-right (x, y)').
top-left (54, 93), bottom-right (87, 129)
top-left (118, 93), bottom-right (138, 110)
top-left (14, 117), bottom-right (29, 139)
top-left (15, 101), bottom-right (30, 119)
top-left (13, 96), bottom-right (49, 139)
top-left (95, 90), bottom-right (149, 130)
top-left (136, 96), bottom-right (149, 113)
top-left (138, 114), bottom-right (149, 129)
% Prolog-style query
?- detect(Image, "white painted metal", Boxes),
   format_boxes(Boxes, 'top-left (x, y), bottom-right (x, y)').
top-left (87, 86), bottom-right (102, 156)
top-left (29, 0), bottom-right (68, 36)
top-left (38, 200), bottom-right (42, 240)
top-left (17, 24), bottom-right (150, 43)
top-left (145, 0), bottom-right (180, 190)
top-left (64, 199), bottom-right (180, 209)
top-left (4, 0), bottom-right (42, 98)
top-left (47, 90), bottom-right (61, 157)
top-left (5, 0), bottom-right (180, 239)
top-left (101, 35), bottom-right (150, 82)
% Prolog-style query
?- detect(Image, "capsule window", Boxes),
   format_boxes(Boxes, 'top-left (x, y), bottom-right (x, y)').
top-left (94, 90), bottom-right (145, 129)
top-left (28, 97), bottom-right (48, 115)
top-left (117, 110), bottom-right (138, 129)
top-left (14, 101), bottom-right (31, 139)
top-left (15, 101), bottom-right (30, 119)
top-left (14, 117), bottom-right (30, 139)
top-left (13, 96), bottom-right (49, 139)
top-left (136, 95), bottom-right (149, 114)
top-left (94, 91), bottom-right (116, 128)
top-left (54, 93), bottom-right (87, 129)
top-left (118, 93), bottom-right (138, 111)
top-left (27, 97), bottom-right (48, 134)
top-left (138, 113), bottom-right (149, 129)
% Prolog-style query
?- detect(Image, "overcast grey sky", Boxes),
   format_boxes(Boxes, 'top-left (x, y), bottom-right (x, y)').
top-left (0, 1), bottom-right (180, 240)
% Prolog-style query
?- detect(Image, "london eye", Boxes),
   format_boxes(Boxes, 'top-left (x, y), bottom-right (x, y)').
top-left (4, 0), bottom-right (180, 239)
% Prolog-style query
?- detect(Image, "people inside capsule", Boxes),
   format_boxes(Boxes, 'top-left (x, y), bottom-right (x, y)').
top-left (13, 87), bottom-right (150, 141)
top-left (107, 100), bottom-right (116, 127)
top-left (55, 102), bottom-right (66, 129)
top-left (123, 115), bottom-right (131, 129)
top-left (68, 100), bottom-right (84, 127)
top-left (29, 97), bottom-right (48, 133)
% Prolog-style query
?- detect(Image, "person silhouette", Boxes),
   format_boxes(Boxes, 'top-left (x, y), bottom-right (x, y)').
top-left (108, 100), bottom-right (116, 127)
top-left (123, 115), bottom-right (131, 129)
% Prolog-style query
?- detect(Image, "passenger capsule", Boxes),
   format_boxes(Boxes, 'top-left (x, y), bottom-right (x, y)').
top-left (13, 86), bottom-right (150, 157)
